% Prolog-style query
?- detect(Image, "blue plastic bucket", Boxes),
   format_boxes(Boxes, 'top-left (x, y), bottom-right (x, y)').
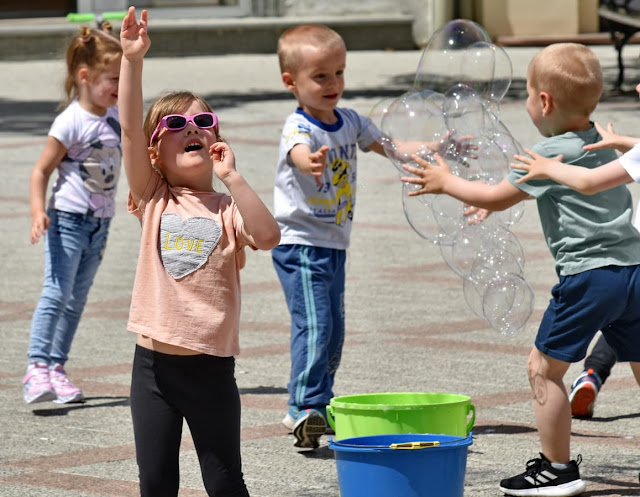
top-left (329, 433), bottom-right (472, 497)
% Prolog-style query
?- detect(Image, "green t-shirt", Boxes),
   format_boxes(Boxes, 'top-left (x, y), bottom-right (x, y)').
top-left (508, 126), bottom-right (640, 276)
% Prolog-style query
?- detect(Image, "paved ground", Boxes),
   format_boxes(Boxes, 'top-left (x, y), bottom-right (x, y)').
top-left (1, 39), bottom-right (640, 496)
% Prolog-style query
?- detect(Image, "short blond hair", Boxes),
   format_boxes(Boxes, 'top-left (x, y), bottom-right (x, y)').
top-left (277, 24), bottom-right (346, 74)
top-left (528, 43), bottom-right (603, 117)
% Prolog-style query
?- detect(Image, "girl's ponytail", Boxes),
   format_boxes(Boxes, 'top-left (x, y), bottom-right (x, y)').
top-left (60, 24), bottom-right (122, 109)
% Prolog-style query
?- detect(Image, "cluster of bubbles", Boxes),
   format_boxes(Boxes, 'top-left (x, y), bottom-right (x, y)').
top-left (369, 19), bottom-right (534, 335)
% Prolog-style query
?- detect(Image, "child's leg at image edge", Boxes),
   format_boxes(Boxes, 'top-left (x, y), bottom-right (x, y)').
top-left (631, 361), bottom-right (640, 386)
top-left (528, 348), bottom-right (572, 463)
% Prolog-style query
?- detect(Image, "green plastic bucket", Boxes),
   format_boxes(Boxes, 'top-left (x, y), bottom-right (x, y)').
top-left (327, 392), bottom-right (475, 440)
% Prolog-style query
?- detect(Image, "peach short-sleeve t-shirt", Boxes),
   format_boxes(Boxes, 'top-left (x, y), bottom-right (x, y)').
top-left (127, 172), bottom-right (255, 356)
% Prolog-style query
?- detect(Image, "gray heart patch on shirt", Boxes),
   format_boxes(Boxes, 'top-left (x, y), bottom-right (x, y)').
top-left (159, 213), bottom-right (222, 279)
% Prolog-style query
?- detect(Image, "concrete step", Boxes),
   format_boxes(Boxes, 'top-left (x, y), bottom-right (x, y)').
top-left (0, 14), bottom-right (415, 60)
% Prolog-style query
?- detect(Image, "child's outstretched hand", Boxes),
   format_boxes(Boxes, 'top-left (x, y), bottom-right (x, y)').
top-left (511, 149), bottom-right (563, 183)
top-left (463, 205), bottom-right (492, 225)
top-left (400, 153), bottom-right (452, 195)
top-left (583, 122), bottom-right (619, 152)
top-left (306, 145), bottom-right (329, 186)
top-left (210, 141), bottom-right (237, 181)
top-left (120, 7), bottom-right (150, 61)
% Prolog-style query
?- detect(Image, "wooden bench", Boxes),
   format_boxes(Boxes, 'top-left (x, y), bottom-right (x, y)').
top-left (599, 0), bottom-right (640, 89)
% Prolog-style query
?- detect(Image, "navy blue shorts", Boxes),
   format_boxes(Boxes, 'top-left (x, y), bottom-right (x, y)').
top-left (536, 265), bottom-right (640, 363)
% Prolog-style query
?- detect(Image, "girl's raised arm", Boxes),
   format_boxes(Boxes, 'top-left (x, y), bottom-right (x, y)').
top-left (119, 7), bottom-right (152, 205)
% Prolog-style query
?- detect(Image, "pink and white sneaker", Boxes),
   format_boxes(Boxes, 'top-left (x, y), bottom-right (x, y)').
top-left (49, 364), bottom-right (84, 404)
top-left (23, 361), bottom-right (56, 404)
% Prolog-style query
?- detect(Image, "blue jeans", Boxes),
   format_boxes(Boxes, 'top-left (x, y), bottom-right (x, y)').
top-left (272, 244), bottom-right (346, 410)
top-left (28, 209), bottom-right (110, 366)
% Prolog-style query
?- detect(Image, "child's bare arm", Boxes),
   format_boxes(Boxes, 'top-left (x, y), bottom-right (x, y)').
top-left (401, 153), bottom-right (527, 211)
top-left (512, 148), bottom-right (633, 194)
top-left (213, 142), bottom-right (280, 250)
top-left (289, 144), bottom-right (329, 186)
top-left (366, 140), bottom-right (387, 157)
top-left (583, 122), bottom-right (640, 154)
top-left (29, 137), bottom-right (67, 243)
top-left (119, 7), bottom-right (152, 205)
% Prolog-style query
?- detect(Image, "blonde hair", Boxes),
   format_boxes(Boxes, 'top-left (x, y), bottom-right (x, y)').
top-left (277, 24), bottom-right (346, 74)
top-left (144, 91), bottom-right (218, 147)
top-left (528, 43), bottom-right (603, 117)
top-left (61, 23), bottom-right (122, 109)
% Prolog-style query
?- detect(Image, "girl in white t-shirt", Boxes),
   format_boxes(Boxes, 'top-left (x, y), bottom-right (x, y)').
top-left (24, 23), bottom-right (122, 405)
top-left (119, 8), bottom-right (280, 496)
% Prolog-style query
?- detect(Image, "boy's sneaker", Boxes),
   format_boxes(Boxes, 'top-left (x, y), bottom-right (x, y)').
top-left (283, 405), bottom-right (335, 434)
top-left (499, 453), bottom-right (586, 496)
top-left (282, 406), bottom-right (299, 432)
top-left (292, 408), bottom-right (326, 449)
top-left (49, 364), bottom-right (85, 404)
top-left (23, 361), bottom-right (56, 404)
top-left (568, 369), bottom-right (602, 418)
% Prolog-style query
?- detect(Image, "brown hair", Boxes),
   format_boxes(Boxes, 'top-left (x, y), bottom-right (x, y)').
top-left (527, 43), bottom-right (603, 117)
top-left (144, 91), bottom-right (218, 147)
top-left (61, 24), bottom-right (122, 109)
top-left (277, 24), bottom-right (345, 74)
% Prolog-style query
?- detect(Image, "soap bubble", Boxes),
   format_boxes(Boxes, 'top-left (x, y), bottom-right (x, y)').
top-left (381, 90), bottom-right (449, 174)
top-left (453, 133), bottom-right (508, 185)
top-left (461, 41), bottom-right (513, 105)
top-left (431, 194), bottom-right (465, 237)
top-left (388, 18), bottom-right (534, 335)
top-left (414, 19), bottom-right (492, 93)
top-left (463, 250), bottom-right (524, 318)
top-left (368, 96), bottom-right (400, 157)
top-left (495, 204), bottom-right (525, 227)
top-left (402, 182), bottom-right (452, 244)
top-left (449, 223), bottom-right (488, 277)
top-left (443, 84), bottom-right (494, 138)
top-left (483, 273), bottom-right (534, 335)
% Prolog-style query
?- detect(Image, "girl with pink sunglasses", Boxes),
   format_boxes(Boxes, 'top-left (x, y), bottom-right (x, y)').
top-left (119, 7), bottom-right (280, 496)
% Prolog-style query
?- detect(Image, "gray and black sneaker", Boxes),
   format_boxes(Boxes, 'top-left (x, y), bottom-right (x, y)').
top-left (292, 408), bottom-right (326, 449)
top-left (499, 453), bottom-right (586, 496)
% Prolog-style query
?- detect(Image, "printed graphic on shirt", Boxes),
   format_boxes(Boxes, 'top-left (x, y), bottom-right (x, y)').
top-left (285, 123), bottom-right (311, 142)
top-left (159, 214), bottom-right (222, 279)
top-left (75, 117), bottom-right (122, 217)
top-left (307, 145), bottom-right (356, 227)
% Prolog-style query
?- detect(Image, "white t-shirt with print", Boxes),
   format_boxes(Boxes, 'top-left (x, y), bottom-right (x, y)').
top-left (273, 107), bottom-right (379, 250)
top-left (48, 99), bottom-right (121, 218)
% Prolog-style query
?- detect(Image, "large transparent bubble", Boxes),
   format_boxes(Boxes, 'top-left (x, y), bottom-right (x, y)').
top-left (387, 18), bottom-right (535, 335)
top-left (461, 41), bottom-right (513, 105)
top-left (454, 133), bottom-right (508, 185)
top-left (442, 84), bottom-right (495, 138)
top-left (482, 273), bottom-right (534, 335)
top-left (381, 90), bottom-right (449, 174)
top-left (463, 250), bottom-right (524, 318)
top-left (431, 194), bottom-right (466, 238)
top-left (448, 223), bottom-right (485, 277)
top-left (368, 96), bottom-right (399, 156)
top-left (414, 19), bottom-right (492, 93)
top-left (402, 182), bottom-right (454, 245)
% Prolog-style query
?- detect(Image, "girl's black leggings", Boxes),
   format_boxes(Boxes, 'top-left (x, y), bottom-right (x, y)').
top-left (130, 344), bottom-right (250, 497)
